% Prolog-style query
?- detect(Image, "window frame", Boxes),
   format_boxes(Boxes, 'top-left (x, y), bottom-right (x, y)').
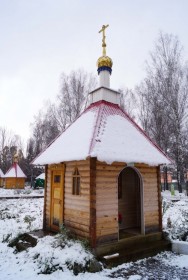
top-left (72, 167), bottom-right (81, 195)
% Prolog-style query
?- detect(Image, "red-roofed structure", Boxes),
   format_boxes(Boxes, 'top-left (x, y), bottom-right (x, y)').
top-left (4, 157), bottom-right (26, 189)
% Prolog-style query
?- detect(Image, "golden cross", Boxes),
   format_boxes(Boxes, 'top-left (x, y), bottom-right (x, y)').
top-left (99, 24), bottom-right (109, 56)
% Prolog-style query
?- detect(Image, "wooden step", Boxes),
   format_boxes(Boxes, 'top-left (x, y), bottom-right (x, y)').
top-left (99, 239), bottom-right (171, 266)
top-left (95, 232), bottom-right (163, 256)
top-left (96, 233), bottom-right (171, 266)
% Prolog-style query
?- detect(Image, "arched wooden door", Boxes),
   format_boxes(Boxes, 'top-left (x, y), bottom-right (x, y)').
top-left (118, 167), bottom-right (142, 238)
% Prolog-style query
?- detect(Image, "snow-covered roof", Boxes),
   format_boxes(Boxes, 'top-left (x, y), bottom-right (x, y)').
top-left (4, 163), bottom-right (27, 178)
top-left (33, 100), bottom-right (171, 166)
top-left (36, 173), bottom-right (45, 180)
top-left (0, 168), bottom-right (4, 178)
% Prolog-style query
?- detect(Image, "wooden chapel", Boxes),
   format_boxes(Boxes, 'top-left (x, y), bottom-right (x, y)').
top-left (32, 25), bottom-right (171, 258)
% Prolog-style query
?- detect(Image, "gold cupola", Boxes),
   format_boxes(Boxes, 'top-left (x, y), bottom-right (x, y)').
top-left (97, 24), bottom-right (113, 75)
top-left (97, 55), bottom-right (113, 69)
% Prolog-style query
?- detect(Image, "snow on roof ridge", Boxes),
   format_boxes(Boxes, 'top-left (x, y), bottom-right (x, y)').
top-left (117, 104), bottom-right (173, 163)
top-left (31, 108), bottom-right (89, 165)
top-left (88, 102), bottom-right (105, 154)
top-left (4, 163), bottom-right (27, 178)
top-left (32, 99), bottom-right (171, 165)
top-left (87, 100), bottom-right (172, 163)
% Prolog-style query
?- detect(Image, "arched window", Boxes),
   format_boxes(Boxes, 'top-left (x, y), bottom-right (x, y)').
top-left (72, 168), bottom-right (80, 195)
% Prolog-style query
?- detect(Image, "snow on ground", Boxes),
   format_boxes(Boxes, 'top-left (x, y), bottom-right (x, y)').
top-left (162, 190), bottom-right (187, 201)
top-left (0, 190), bottom-right (188, 279)
top-left (0, 197), bottom-right (43, 242)
top-left (162, 190), bottom-right (188, 241)
top-left (0, 187), bottom-right (44, 197)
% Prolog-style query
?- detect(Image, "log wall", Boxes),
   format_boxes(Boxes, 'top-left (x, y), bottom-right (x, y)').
top-left (96, 161), bottom-right (125, 245)
top-left (44, 159), bottom-right (161, 245)
top-left (64, 159), bottom-right (90, 238)
top-left (135, 163), bottom-right (160, 234)
top-left (95, 161), bottom-right (161, 245)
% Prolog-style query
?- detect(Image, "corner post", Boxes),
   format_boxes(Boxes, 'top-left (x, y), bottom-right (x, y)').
top-left (43, 165), bottom-right (48, 230)
top-left (157, 165), bottom-right (162, 231)
top-left (90, 157), bottom-right (97, 248)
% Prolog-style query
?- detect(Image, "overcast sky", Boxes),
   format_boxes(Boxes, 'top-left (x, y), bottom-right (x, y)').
top-left (0, 0), bottom-right (188, 144)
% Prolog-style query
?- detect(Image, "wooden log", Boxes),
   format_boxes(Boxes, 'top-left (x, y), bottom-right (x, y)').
top-left (96, 233), bottom-right (118, 245)
top-left (143, 179), bottom-right (158, 185)
top-left (65, 216), bottom-right (90, 227)
top-left (144, 205), bottom-right (159, 211)
top-left (96, 197), bottom-right (117, 204)
top-left (144, 192), bottom-right (158, 198)
top-left (64, 209), bottom-right (90, 219)
top-left (137, 169), bottom-right (157, 174)
top-left (96, 170), bottom-right (121, 176)
top-left (97, 209), bottom-right (118, 217)
top-left (96, 204), bottom-right (118, 211)
top-left (97, 216), bottom-right (117, 223)
top-left (145, 215), bottom-right (159, 223)
top-left (64, 220), bottom-right (90, 234)
top-left (64, 160), bottom-right (90, 168)
top-left (64, 198), bottom-right (89, 207)
top-left (96, 220), bottom-right (117, 229)
top-left (96, 177), bottom-right (117, 183)
top-left (96, 228), bottom-right (118, 237)
top-left (64, 216), bottom-right (89, 225)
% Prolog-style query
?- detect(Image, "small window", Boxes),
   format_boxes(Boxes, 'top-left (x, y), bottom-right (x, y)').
top-left (54, 175), bottom-right (61, 183)
top-left (72, 168), bottom-right (80, 195)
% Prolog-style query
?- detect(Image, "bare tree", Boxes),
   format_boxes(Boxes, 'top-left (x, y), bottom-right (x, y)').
top-left (30, 69), bottom-right (97, 160)
top-left (53, 69), bottom-right (97, 130)
top-left (136, 32), bottom-right (188, 192)
top-left (119, 87), bottom-right (138, 119)
top-left (0, 127), bottom-right (24, 173)
top-left (31, 105), bottom-right (60, 155)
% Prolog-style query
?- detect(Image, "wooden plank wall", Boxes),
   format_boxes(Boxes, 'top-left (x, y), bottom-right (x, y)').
top-left (64, 160), bottom-right (90, 239)
top-left (0, 178), bottom-right (4, 187)
top-left (96, 161), bottom-right (124, 245)
top-left (4, 178), bottom-right (25, 189)
top-left (135, 164), bottom-right (160, 233)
